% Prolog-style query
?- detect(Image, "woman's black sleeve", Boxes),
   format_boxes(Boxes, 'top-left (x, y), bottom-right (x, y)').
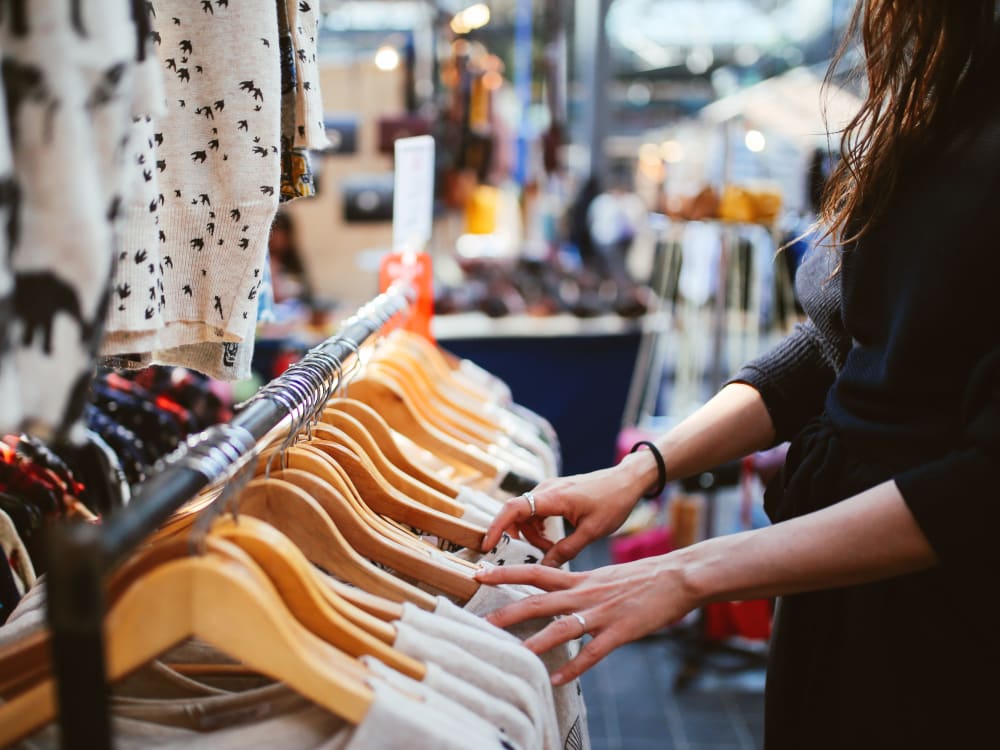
top-left (894, 346), bottom-right (1000, 570)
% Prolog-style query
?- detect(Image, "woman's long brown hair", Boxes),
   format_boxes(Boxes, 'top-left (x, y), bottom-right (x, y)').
top-left (820, 1), bottom-right (998, 247)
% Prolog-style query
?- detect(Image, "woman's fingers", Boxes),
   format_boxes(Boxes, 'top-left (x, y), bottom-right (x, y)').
top-left (518, 517), bottom-right (555, 553)
top-left (520, 604), bottom-right (624, 683)
top-left (521, 610), bottom-right (593, 655)
top-left (482, 494), bottom-right (534, 550)
top-left (482, 485), bottom-right (566, 551)
top-left (550, 630), bottom-right (621, 685)
top-left (540, 531), bottom-right (588, 567)
top-left (483, 588), bottom-right (587, 629)
top-left (475, 562), bottom-right (576, 591)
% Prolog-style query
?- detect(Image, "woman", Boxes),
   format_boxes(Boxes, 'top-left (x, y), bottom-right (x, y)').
top-left (476, 3), bottom-right (1000, 748)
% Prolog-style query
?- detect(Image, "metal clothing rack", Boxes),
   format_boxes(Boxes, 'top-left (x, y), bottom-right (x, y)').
top-left (43, 284), bottom-right (415, 750)
top-left (626, 218), bottom-right (776, 688)
top-left (671, 225), bottom-right (771, 689)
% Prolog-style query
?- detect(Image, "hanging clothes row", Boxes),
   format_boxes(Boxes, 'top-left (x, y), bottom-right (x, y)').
top-left (0, 366), bottom-right (233, 615)
top-left (0, 0), bottom-right (326, 444)
top-left (0, 288), bottom-right (590, 750)
top-left (644, 217), bottom-right (798, 421)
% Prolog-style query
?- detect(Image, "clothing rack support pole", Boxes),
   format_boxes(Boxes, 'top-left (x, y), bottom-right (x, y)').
top-left (46, 521), bottom-right (112, 750)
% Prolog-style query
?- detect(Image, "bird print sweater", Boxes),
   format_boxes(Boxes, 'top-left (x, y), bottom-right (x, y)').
top-left (102, 0), bottom-right (282, 369)
top-left (103, 0), bottom-right (326, 380)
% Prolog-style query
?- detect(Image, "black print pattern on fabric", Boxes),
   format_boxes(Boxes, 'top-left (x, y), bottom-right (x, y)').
top-left (2, 58), bottom-right (59, 146)
top-left (0, 0), bottom-right (143, 441)
top-left (0, 0), bottom-right (30, 37)
top-left (0, 1), bottom-right (88, 39)
top-left (102, 0), bottom-right (282, 381)
top-left (564, 717), bottom-right (583, 750)
top-left (222, 341), bottom-right (239, 367)
top-left (13, 273), bottom-right (89, 354)
top-left (0, 176), bottom-right (19, 258)
top-left (0, 294), bottom-right (13, 364)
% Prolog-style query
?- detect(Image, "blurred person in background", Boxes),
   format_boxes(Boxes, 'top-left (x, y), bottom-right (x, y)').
top-left (269, 211), bottom-right (310, 303)
top-left (477, 3), bottom-right (1000, 748)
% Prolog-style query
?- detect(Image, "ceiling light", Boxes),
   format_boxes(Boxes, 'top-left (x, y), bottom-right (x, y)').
top-left (451, 3), bottom-right (490, 35)
top-left (374, 45), bottom-right (400, 71)
top-left (745, 129), bottom-right (766, 153)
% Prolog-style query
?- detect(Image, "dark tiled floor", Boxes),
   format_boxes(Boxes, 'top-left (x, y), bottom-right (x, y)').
top-left (577, 541), bottom-right (766, 750)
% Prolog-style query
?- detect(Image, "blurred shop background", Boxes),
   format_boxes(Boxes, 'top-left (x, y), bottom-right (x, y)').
top-left (256, 3), bottom-right (861, 748)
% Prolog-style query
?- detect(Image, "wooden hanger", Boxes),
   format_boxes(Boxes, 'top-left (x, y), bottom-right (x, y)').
top-left (363, 362), bottom-right (533, 478)
top-left (389, 331), bottom-right (521, 414)
top-left (294, 444), bottom-right (445, 556)
top-left (367, 359), bottom-right (545, 481)
top-left (0, 631), bottom-right (48, 699)
top-left (306, 438), bottom-right (486, 550)
top-left (214, 517), bottom-right (399, 643)
top-left (255, 443), bottom-right (423, 554)
top-left (366, 360), bottom-right (496, 448)
top-left (367, 349), bottom-right (547, 476)
top-left (385, 330), bottom-right (502, 404)
top-left (0, 538), bottom-right (373, 746)
top-left (346, 375), bottom-right (502, 479)
top-left (266, 449), bottom-right (426, 557)
top-left (370, 349), bottom-right (507, 437)
top-left (0, 534), bottom-right (219, 698)
top-left (268, 468), bottom-right (479, 602)
top-left (306, 440), bottom-right (485, 574)
top-left (210, 516), bottom-right (425, 679)
top-left (0, 533), bottom-right (216, 699)
top-left (108, 528), bottom-right (396, 681)
top-left (311, 420), bottom-right (460, 515)
top-left (301, 438), bottom-right (480, 571)
top-left (237, 477), bottom-right (437, 609)
top-left (1, 524), bottom-right (395, 697)
top-left (324, 399), bottom-right (461, 498)
top-left (109, 466), bottom-right (406, 626)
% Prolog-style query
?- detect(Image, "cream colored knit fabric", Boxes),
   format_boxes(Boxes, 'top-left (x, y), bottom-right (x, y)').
top-left (103, 0), bottom-right (281, 364)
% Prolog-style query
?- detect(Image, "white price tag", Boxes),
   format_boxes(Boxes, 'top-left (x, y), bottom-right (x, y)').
top-left (393, 135), bottom-right (435, 252)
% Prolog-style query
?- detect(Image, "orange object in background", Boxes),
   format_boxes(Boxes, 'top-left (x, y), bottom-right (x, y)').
top-left (465, 185), bottom-right (499, 235)
top-left (379, 250), bottom-right (435, 343)
top-left (719, 185), bottom-right (783, 225)
top-left (719, 186), bottom-right (758, 223)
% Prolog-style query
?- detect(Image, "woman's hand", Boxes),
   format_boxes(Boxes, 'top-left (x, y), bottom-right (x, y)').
top-left (476, 480), bottom-right (940, 685)
top-left (474, 555), bottom-right (702, 684)
top-left (481, 458), bottom-right (656, 567)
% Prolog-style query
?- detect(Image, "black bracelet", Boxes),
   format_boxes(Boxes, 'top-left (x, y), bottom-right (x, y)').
top-left (629, 440), bottom-right (667, 499)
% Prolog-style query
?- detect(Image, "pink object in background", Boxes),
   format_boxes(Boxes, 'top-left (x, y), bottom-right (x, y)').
top-left (615, 425), bottom-right (658, 465)
top-left (610, 525), bottom-right (674, 565)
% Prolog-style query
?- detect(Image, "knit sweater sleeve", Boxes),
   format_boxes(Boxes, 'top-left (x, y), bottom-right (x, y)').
top-left (729, 320), bottom-right (837, 443)
top-left (729, 245), bottom-right (848, 443)
top-left (894, 346), bottom-right (1000, 570)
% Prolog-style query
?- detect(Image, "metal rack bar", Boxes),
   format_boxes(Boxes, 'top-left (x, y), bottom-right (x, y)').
top-left (45, 284), bottom-right (414, 750)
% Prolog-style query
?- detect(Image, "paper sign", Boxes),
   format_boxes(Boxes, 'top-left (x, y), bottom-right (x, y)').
top-left (393, 135), bottom-right (435, 252)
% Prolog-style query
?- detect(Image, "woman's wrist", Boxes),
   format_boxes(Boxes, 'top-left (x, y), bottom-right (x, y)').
top-left (668, 533), bottom-right (745, 608)
top-left (618, 449), bottom-right (663, 500)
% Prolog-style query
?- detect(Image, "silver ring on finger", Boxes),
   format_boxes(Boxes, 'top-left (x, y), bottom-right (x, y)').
top-left (570, 611), bottom-right (587, 636)
top-left (523, 491), bottom-right (537, 517)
